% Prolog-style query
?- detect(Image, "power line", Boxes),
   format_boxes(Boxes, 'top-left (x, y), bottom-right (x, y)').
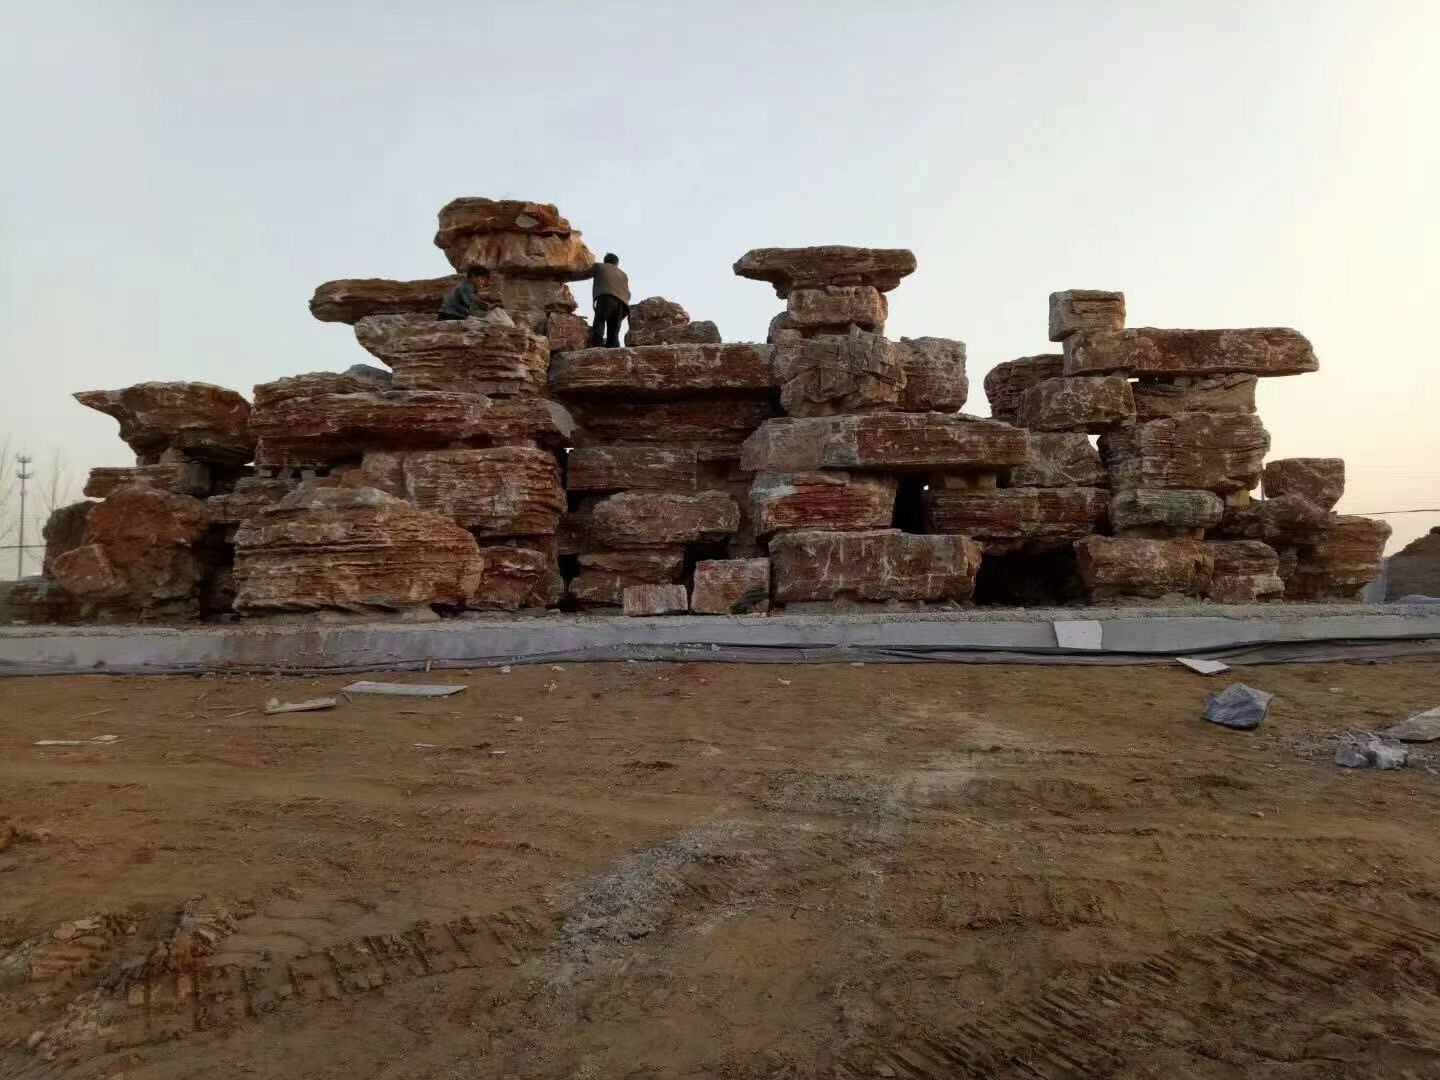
top-left (1351, 508), bottom-right (1440, 516)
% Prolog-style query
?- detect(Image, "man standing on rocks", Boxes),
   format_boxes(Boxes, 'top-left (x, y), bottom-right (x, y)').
top-left (437, 264), bottom-right (500, 321)
top-left (580, 253), bottom-right (630, 348)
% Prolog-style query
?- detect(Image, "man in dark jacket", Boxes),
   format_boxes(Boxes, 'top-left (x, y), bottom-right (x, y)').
top-left (580, 253), bottom-right (630, 347)
top-left (437, 265), bottom-right (499, 320)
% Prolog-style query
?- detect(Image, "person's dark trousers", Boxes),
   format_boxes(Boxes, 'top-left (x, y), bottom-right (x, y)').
top-left (590, 295), bottom-right (627, 348)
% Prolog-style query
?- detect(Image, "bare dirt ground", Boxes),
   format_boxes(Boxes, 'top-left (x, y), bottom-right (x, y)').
top-left (3, 658), bottom-right (1440, 1079)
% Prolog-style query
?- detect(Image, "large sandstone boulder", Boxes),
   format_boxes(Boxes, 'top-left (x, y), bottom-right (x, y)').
top-left (355, 446), bottom-right (563, 537)
top-left (894, 337), bottom-right (968, 412)
top-left (568, 549), bottom-right (685, 607)
top-left (1386, 528), bottom-right (1440, 601)
top-left (741, 413), bottom-right (1028, 474)
top-left (982, 355), bottom-right (1063, 423)
top-left (470, 544), bottom-right (553, 611)
top-left (75, 382), bottom-right (254, 466)
top-left (41, 502), bottom-right (94, 573)
top-left (206, 477), bottom-right (297, 528)
top-left (1286, 516), bottom-right (1391, 601)
top-left (733, 246), bottom-right (917, 297)
top-left (566, 446), bottom-right (699, 493)
top-left (550, 343), bottom-right (774, 398)
top-left (569, 399), bottom-right (775, 447)
top-left (1217, 494), bottom-right (1335, 546)
top-left (1131, 374), bottom-right (1256, 421)
top-left (252, 366), bottom-right (393, 408)
top-left (1064, 328), bottom-right (1318, 378)
top-left (785, 286), bottom-right (887, 334)
top-left (691, 558), bottom-right (770, 614)
top-left (309, 276), bottom-right (458, 323)
top-left (85, 462), bottom-right (211, 499)
top-left (923, 487), bottom-right (1108, 554)
top-left (769, 529), bottom-right (982, 604)
top-left (588, 491), bottom-right (740, 548)
top-left (1016, 375), bottom-right (1135, 433)
top-left (433, 198), bottom-right (594, 278)
top-left (1005, 432), bottom-right (1106, 488)
top-left (624, 297), bottom-right (722, 347)
top-left (6, 577), bottom-right (82, 625)
top-left (1261, 458), bottom-right (1345, 512)
top-left (1049, 290), bottom-right (1125, 342)
top-left (1109, 488), bottom-right (1225, 538)
top-left (1074, 536), bottom-right (1215, 600)
top-left (233, 487), bottom-right (484, 615)
top-left (622, 583), bottom-right (689, 616)
top-left (751, 473), bottom-right (897, 537)
top-left (354, 315), bottom-right (549, 397)
top-left (1207, 540), bottom-right (1284, 603)
top-left (1100, 413), bottom-right (1269, 493)
top-left (774, 331), bottom-right (903, 416)
top-left (545, 311), bottom-right (592, 354)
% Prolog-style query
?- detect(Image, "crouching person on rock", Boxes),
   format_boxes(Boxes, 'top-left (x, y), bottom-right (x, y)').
top-left (579, 252), bottom-right (630, 348)
top-left (438, 264), bottom-right (503, 321)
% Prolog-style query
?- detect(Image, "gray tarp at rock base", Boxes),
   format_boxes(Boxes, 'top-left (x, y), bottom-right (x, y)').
top-left (1, 606), bottom-right (1439, 676)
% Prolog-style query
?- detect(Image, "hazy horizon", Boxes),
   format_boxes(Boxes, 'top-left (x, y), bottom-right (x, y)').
top-left (2, 0), bottom-right (1437, 576)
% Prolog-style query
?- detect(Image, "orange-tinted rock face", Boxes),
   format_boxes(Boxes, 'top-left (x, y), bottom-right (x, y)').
top-left (84, 462), bottom-right (211, 499)
top-left (1017, 375), bottom-right (1135, 433)
top-left (751, 473), bottom-right (897, 537)
top-left (309, 276), bottom-right (459, 323)
top-left (1064, 328), bottom-right (1318, 378)
top-left (769, 529), bottom-right (982, 604)
top-left (690, 558), bottom-right (771, 614)
top-left (355, 315), bottom-right (550, 397)
top-left (1285, 516), bottom-right (1391, 601)
top-left (550, 343), bottom-right (774, 399)
top-left (1261, 458), bottom-right (1345, 512)
top-left (1100, 413), bottom-right (1269, 494)
top-left (470, 544), bottom-right (551, 611)
top-left (588, 491), bottom-right (740, 548)
top-left (924, 487), bottom-right (1109, 554)
top-left (623, 298), bottom-right (722, 347)
top-left (41, 502), bottom-right (94, 574)
top-left (74, 382), bottom-right (254, 466)
top-left (742, 414), bottom-right (1028, 474)
top-left (566, 447), bottom-right (699, 493)
top-left (733, 246), bottom-right (917, 297)
top-left (1074, 536), bottom-right (1215, 600)
top-left (568, 550), bottom-right (686, 607)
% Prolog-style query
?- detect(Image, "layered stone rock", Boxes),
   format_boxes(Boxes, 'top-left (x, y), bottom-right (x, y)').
top-left (691, 558), bottom-right (771, 614)
top-left (1207, 540), bottom-right (1284, 603)
top-left (1261, 457), bottom-right (1345, 512)
top-left (1005, 432), bottom-right (1106, 488)
top-left (894, 337), bottom-right (968, 413)
top-left (469, 544), bottom-right (551, 611)
top-left (1110, 488), bottom-right (1225, 538)
top-left (1017, 375), bottom-right (1135, 433)
top-left (1216, 494), bottom-right (1334, 546)
top-left (1100, 413), bottom-right (1268, 493)
top-left (354, 315), bottom-right (549, 396)
top-left (733, 246), bottom-right (917, 297)
top-left (588, 491), bottom-right (740, 548)
top-left (75, 382), bottom-right (254, 466)
top-left (624, 297), bottom-right (722, 346)
top-left (774, 330), bottom-right (903, 416)
top-left (1285, 516), bottom-right (1391, 601)
top-left (42, 502), bottom-right (94, 573)
top-left (622, 583), bottom-right (689, 616)
top-left (769, 529), bottom-right (982, 604)
top-left (568, 549), bottom-right (684, 606)
top-left (1048, 290), bottom-right (1124, 341)
top-left (569, 399), bottom-right (775, 447)
top-left (742, 413), bottom-right (1028, 474)
top-left (785, 286), bottom-right (887, 334)
top-left (206, 477), bottom-right (296, 528)
top-left (85, 462), bottom-right (211, 499)
top-left (233, 487), bottom-right (484, 615)
top-left (1385, 528), bottom-right (1440, 601)
top-left (1074, 536), bottom-right (1215, 600)
top-left (751, 473), bottom-right (897, 537)
top-left (1064, 328), bottom-right (1318, 378)
top-left (433, 198), bottom-right (594, 278)
top-left (550, 343), bottom-right (773, 399)
top-left (545, 311), bottom-right (591, 354)
top-left (252, 366), bottom-right (393, 408)
top-left (494, 279), bottom-right (579, 331)
top-left (924, 487), bottom-right (1108, 553)
top-left (1132, 374), bottom-right (1256, 421)
top-left (6, 577), bottom-right (81, 624)
top-left (566, 446), bottom-right (698, 493)
top-left (309, 276), bottom-right (457, 323)
top-left (983, 355), bottom-right (1063, 423)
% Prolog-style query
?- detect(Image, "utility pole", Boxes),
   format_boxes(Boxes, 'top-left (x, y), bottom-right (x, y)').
top-left (16, 455), bottom-right (33, 579)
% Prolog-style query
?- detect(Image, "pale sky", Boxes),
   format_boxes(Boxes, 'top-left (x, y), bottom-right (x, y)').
top-left (2, 1), bottom-right (1437, 575)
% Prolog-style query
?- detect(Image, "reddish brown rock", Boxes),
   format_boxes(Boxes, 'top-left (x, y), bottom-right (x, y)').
top-left (42, 502), bottom-right (95, 574)
top-left (205, 478), bottom-right (296, 527)
top-left (895, 337), bottom-right (968, 412)
top-left (983, 355), bottom-right (1063, 423)
top-left (85, 462), bottom-right (211, 499)
top-left (471, 399), bottom-right (576, 448)
top-left (568, 549), bottom-right (685, 606)
top-left (434, 198), bottom-right (594, 278)
top-left (252, 366), bottom-right (393, 408)
top-left (769, 529), bottom-right (982, 604)
top-left (75, 382), bottom-right (254, 466)
top-left (785, 286), bottom-right (887, 333)
top-left (774, 330), bottom-right (903, 416)
top-left (1385, 528), bottom-right (1440, 601)
top-left (1005, 432), bottom-right (1106, 487)
top-left (622, 583), bottom-right (689, 616)
top-left (566, 447), bottom-right (698, 493)
top-left (1132, 374), bottom-right (1257, 421)
top-left (1064, 328), bottom-right (1318, 378)
top-left (741, 413), bottom-right (1029, 474)
top-left (470, 544), bottom-right (551, 611)
top-left (624, 297), bottom-right (723, 347)
top-left (51, 544), bottom-right (129, 603)
top-left (923, 487), bottom-right (1108, 554)
top-left (1048, 290), bottom-right (1125, 342)
top-left (545, 311), bottom-right (591, 354)
top-left (751, 473), bottom-right (897, 537)
top-left (6, 577), bottom-right (81, 624)
top-left (589, 491), bottom-right (740, 548)
top-left (356, 446), bottom-right (563, 537)
top-left (234, 487), bottom-right (483, 615)
top-left (1100, 413), bottom-right (1269, 493)
top-left (1074, 536), bottom-right (1215, 600)
top-left (1218, 495), bottom-right (1335, 545)
top-left (1109, 488), bottom-right (1225, 538)
top-left (733, 247), bottom-right (917, 297)
top-left (1261, 458), bottom-right (1345, 512)
top-left (570, 399), bottom-right (775, 447)
top-left (691, 558), bottom-right (770, 615)
top-left (1286, 516), bottom-right (1391, 601)
top-left (354, 315), bottom-right (549, 397)
top-left (550, 343), bottom-right (773, 399)
top-left (309, 276), bottom-right (457, 323)
top-left (1207, 540), bottom-right (1284, 603)
top-left (435, 198), bottom-right (574, 241)
top-left (1017, 375), bottom-right (1135, 433)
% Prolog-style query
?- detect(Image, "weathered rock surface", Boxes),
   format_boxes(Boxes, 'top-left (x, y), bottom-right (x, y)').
top-left (354, 315), bottom-right (549, 396)
top-left (234, 487), bottom-right (484, 614)
top-left (983, 355), bottom-right (1063, 423)
top-left (1207, 539), bottom-right (1284, 603)
top-left (1386, 528), bottom-right (1440, 601)
top-left (751, 473), bottom-right (897, 537)
top-left (550, 343), bottom-right (774, 399)
top-left (1262, 458), bottom-right (1345, 512)
top-left (1005, 432), bottom-right (1106, 488)
top-left (1110, 488), bottom-right (1225, 537)
top-left (545, 311), bottom-right (592, 354)
top-left (569, 399), bottom-right (775, 447)
top-left (495, 278), bottom-right (578, 327)
top-left (568, 549), bottom-right (685, 607)
top-left (691, 558), bottom-right (771, 614)
top-left (1048, 290), bottom-right (1125, 341)
top-left (51, 544), bottom-right (129, 603)
top-left (786, 286), bottom-right (887, 333)
top-left (6, 577), bottom-right (81, 624)
top-left (1017, 375), bottom-right (1135, 433)
top-left (42, 502), bottom-right (94, 573)
top-left (252, 366), bottom-right (393, 408)
top-left (924, 487), bottom-right (1109, 553)
top-left (1217, 494), bottom-right (1334, 545)
top-left (566, 446), bottom-right (699, 493)
top-left (355, 446), bottom-right (563, 537)
top-left (774, 331), bottom-right (903, 416)
top-left (433, 198), bottom-right (594, 277)
top-left (741, 413), bottom-right (1029, 474)
top-left (1074, 536), bottom-right (1215, 599)
top-left (624, 297), bottom-right (723, 347)
top-left (1132, 374), bottom-right (1257, 421)
top-left (622, 583), bottom-right (689, 616)
top-left (470, 544), bottom-right (551, 611)
top-left (894, 337), bottom-right (968, 413)
top-left (75, 383), bottom-right (254, 466)
top-left (1286, 516), bottom-right (1391, 600)
top-left (589, 491), bottom-right (740, 548)
top-left (1203, 684), bottom-right (1272, 730)
top-left (769, 529), bottom-right (982, 604)
top-left (435, 198), bottom-right (573, 241)
top-left (85, 462), bottom-right (211, 499)
top-left (1064, 328), bottom-right (1318, 378)
top-left (206, 478), bottom-right (296, 528)
top-left (309, 276), bottom-right (457, 323)
top-left (733, 246), bottom-right (917, 297)
top-left (1100, 413), bottom-right (1269, 493)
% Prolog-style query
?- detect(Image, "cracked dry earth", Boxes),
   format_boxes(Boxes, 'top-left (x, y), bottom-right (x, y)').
top-left (3, 659), bottom-right (1440, 1079)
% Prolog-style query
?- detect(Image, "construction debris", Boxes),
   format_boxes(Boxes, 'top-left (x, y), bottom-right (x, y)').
top-left (341, 682), bottom-right (467, 698)
top-left (1334, 733), bottom-right (1409, 769)
top-left (1203, 684), bottom-right (1272, 730)
top-left (262, 697), bottom-right (337, 715)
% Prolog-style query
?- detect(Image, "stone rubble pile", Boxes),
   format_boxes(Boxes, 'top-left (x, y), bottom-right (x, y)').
top-left (7, 200), bottom-right (1391, 624)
